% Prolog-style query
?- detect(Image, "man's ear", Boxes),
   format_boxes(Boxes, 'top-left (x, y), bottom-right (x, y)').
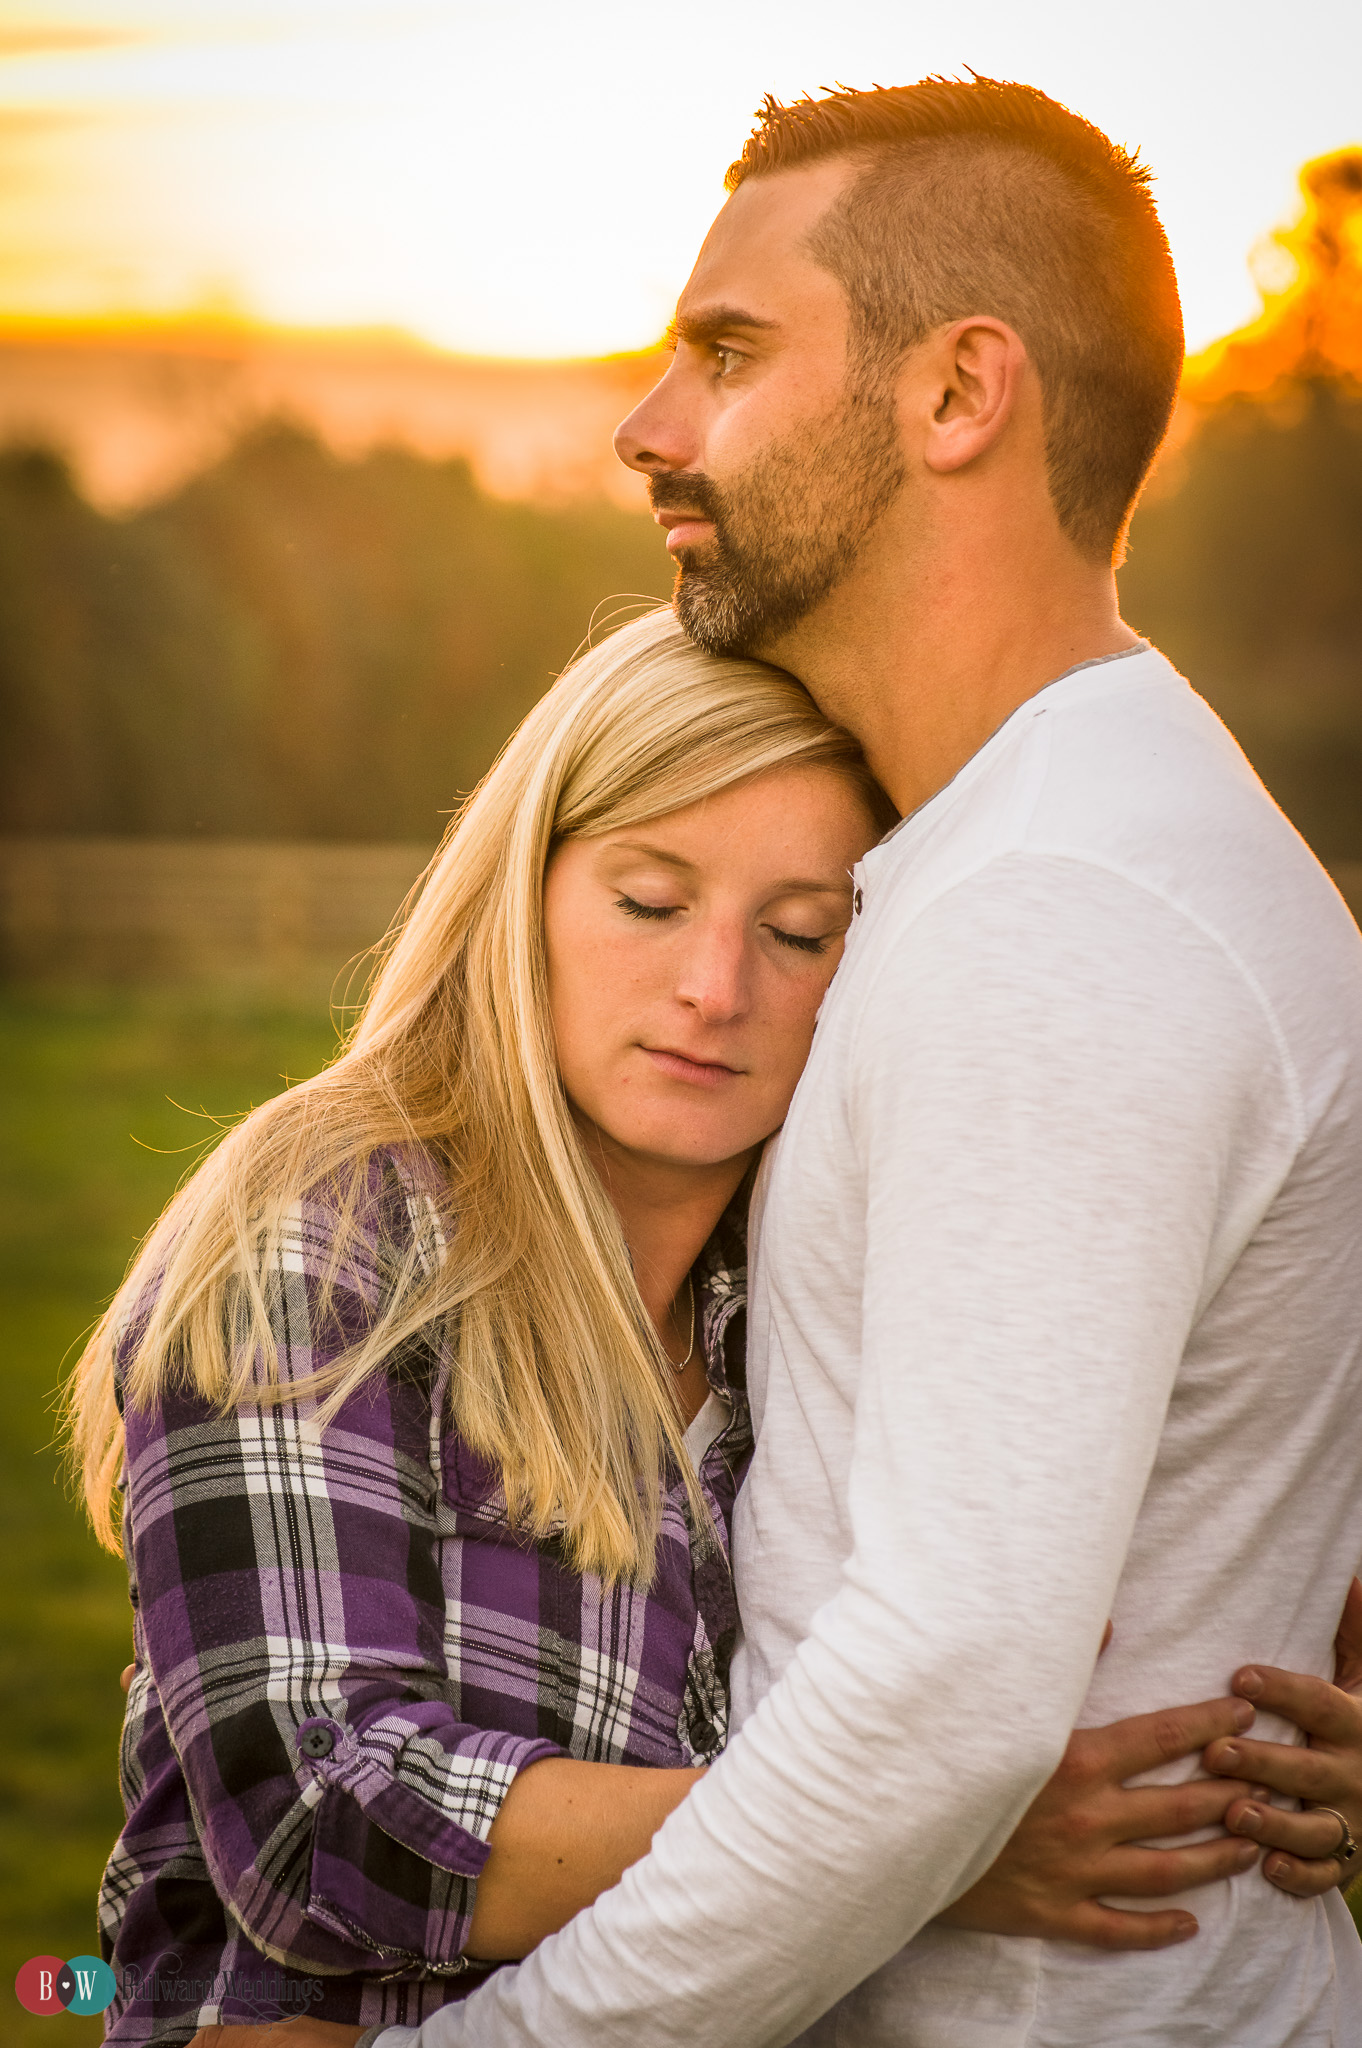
top-left (914, 318), bottom-right (1029, 476)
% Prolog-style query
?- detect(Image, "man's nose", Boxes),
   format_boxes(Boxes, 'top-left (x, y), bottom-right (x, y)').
top-left (614, 367), bottom-right (692, 476)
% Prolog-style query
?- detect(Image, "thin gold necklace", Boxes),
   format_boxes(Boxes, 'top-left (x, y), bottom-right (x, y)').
top-left (666, 1274), bottom-right (696, 1375)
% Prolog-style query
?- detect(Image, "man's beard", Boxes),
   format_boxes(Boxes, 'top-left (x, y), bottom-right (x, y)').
top-left (653, 379), bottom-right (906, 659)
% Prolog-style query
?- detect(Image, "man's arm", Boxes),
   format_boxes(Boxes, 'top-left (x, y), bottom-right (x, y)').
top-left (391, 858), bottom-right (1290, 2048)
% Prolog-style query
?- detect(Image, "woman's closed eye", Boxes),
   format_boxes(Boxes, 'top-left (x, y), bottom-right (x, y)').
top-left (615, 894), bottom-right (836, 954)
top-left (765, 923), bottom-right (831, 956)
top-left (616, 893), bottom-right (680, 923)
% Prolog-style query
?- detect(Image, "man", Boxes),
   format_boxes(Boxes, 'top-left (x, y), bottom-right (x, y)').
top-left (368, 76), bottom-right (1362, 2047)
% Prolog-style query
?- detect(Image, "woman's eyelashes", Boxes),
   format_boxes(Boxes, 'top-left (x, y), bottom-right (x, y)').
top-left (766, 924), bottom-right (829, 956)
top-left (615, 893), bottom-right (679, 923)
top-left (614, 894), bottom-right (831, 955)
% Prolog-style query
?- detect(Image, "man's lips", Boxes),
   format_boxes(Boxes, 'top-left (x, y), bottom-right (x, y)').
top-left (642, 1046), bottom-right (742, 1087)
top-left (653, 509), bottom-right (716, 554)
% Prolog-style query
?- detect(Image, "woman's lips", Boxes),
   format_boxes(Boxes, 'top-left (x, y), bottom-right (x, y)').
top-left (643, 1046), bottom-right (741, 1087)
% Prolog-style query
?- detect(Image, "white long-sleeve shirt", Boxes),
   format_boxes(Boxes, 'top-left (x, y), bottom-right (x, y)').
top-left (386, 647), bottom-right (1362, 2048)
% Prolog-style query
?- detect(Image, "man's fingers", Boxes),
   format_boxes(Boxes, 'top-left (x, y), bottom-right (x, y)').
top-left (120, 1663), bottom-right (135, 1696)
top-left (1205, 1733), bottom-right (1344, 1803)
top-left (1226, 1797), bottom-right (1355, 1860)
top-left (1098, 1836), bottom-right (1259, 1898)
top-left (1077, 1696), bottom-right (1253, 1781)
top-left (1231, 1664), bottom-right (1359, 1746)
top-left (1112, 1775), bottom-right (1251, 1842)
top-left (1059, 1902), bottom-right (1199, 1952)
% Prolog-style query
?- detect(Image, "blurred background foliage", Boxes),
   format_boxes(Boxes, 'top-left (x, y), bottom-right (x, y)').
top-left (2, 380), bottom-right (1360, 859)
top-left (0, 429), bottom-right (672, 843)
top-left (1121, 380), bottom-right (1362, 860)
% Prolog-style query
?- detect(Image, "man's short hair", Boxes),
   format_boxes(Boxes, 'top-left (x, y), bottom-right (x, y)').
top-left (726, 78), bottom-right (1184, 562)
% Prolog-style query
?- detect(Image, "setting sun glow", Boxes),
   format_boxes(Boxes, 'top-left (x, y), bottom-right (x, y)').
top-left (2, 0), bottom-right (1360, 362)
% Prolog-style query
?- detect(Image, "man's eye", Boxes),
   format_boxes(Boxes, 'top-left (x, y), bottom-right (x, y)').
top-left (767, 925), bottom-right (829, 955)
top-left (714, 344), bottom-right (744, 377)
top-left (616, 894), bottom-right (679, 923)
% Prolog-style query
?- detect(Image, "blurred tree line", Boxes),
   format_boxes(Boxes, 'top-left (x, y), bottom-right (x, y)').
top-left (1121, 380), bottom-right (1362, 861)
top-left (0, 426), bottom-right (672, 843)
top-left (1, 381), bottom-right (1360, 857)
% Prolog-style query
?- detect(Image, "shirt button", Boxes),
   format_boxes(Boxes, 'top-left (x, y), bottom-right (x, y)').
top-left (853, 886), bottom-right (864, 915)
top-left (297, 1720), bottom-right (337, 1760)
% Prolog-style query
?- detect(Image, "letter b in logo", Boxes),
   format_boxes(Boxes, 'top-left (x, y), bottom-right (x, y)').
top-left (15, 1956), bottom-right (66, 2014)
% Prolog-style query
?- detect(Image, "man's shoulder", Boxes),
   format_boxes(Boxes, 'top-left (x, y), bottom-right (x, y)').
top-left (872, 651), bottom-right (1358, 991)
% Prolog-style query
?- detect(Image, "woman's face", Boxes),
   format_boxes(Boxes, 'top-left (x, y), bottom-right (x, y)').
top-left (544, 762), bottom-right (880, 1173)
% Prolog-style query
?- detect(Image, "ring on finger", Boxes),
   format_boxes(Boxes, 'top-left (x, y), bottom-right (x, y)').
top-left (1311, 1806), bottom-right (1359, 1862)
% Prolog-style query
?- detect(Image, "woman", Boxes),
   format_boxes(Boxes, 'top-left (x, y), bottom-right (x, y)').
top-left (72, 611), bottom-right (1362, 2048)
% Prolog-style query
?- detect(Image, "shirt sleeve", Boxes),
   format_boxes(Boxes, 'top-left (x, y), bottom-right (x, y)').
top-left (395, 856), bottom-right (1295, 2047)
top-left (122, 1175), bottom-right (562, 1977)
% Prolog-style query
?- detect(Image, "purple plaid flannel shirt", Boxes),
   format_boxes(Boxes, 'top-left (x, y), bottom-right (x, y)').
top-left (99, 1150), bottom-right (750, 2044)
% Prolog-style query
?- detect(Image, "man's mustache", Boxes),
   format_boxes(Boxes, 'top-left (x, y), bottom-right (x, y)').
top-left (647, 470), bottom-right (725, 525)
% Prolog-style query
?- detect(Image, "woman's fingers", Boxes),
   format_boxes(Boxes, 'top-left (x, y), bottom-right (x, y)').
top-left (120, 1663), bottom-right (135, 1695)
top-left (1259, 1850), bottom-right (1350, 1899)
top-left (1055, 1902), bottom-right (1200, 1952)
top-left (1071, 1696), bottom-right (1253, 1783)
top-left (1231, 1663), bottom-right (1360, 1746)
top-left (1097, 1835), bottom-right (1260, 1898)
top-left (1226, 1796), bottom-right (1353, 1860)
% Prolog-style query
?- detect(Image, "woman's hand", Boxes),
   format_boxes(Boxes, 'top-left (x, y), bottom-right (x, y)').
top-left (936, 1695), bottom-right (1259, 1948)
top-left (1207, 1577), bottom-right (1362, 1897)
top-left (192, 2025), bottom-right (365, 2045)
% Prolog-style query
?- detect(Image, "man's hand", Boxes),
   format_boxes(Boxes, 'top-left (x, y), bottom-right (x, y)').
top-left (937, 1695), bottom-right (1259, 1948)
top-left (1208, 1577), bottom-right (1362, 1897)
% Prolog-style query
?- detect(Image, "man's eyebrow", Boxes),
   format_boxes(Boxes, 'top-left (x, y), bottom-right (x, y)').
top-left (665, 304), bottom-right (779, 348)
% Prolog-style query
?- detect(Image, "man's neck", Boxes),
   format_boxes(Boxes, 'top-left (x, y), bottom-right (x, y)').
top-left (762, 511), bottom-right (1139, 819)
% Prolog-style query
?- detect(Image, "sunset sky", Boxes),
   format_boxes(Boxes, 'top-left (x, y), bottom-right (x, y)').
top-left (2, 0), bottom-right (1359, 360)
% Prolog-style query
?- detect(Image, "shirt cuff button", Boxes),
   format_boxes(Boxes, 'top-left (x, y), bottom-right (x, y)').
top-left (297, 1718), bottom-right (339, 1760)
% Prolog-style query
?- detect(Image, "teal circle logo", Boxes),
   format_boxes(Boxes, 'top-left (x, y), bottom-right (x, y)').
top-left (63, 1956), bottom-right (118, 2015)
top-left (15, 1953), bottom-right (117, 2016)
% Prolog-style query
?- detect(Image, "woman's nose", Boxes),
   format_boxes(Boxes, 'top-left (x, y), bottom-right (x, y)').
top-left (675, 926), bottom-right (750, 1022)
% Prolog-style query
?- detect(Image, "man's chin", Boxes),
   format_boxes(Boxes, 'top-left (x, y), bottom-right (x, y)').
top-left (672, 566), bottom-right (763, 660)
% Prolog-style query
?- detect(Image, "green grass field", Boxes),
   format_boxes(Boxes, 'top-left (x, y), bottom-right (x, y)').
top-left (0, 985), bottom-right (338, 2045)
top-left (3, 981), bottom-right (1359, 2042)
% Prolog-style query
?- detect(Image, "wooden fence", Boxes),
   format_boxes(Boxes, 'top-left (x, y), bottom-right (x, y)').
top-left (0, 837), bottom-right (435, 988)
top-left (0, 838), bottom-right (1359, 988)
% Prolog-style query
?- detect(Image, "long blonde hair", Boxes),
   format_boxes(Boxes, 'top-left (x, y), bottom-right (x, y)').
top-left (69, 608), bottom-right (887, 1582)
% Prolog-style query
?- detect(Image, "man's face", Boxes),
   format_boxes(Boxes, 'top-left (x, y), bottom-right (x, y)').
top-left (614, 161), bottom-right (906, 658)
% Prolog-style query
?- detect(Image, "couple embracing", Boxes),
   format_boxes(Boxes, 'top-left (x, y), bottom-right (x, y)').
top-left (75, 75), bottom-right (1362, 2048)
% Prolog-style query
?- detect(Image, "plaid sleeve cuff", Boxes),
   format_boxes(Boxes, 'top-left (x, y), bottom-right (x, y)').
top-left (298, 1711), bottom-right (562, 1875)
top-left (293, 1710), bottom-right (561, 1963)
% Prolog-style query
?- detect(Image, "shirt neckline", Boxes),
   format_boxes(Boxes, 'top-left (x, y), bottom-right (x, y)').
top-left (872, 640), bottom-right (1156, 857)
